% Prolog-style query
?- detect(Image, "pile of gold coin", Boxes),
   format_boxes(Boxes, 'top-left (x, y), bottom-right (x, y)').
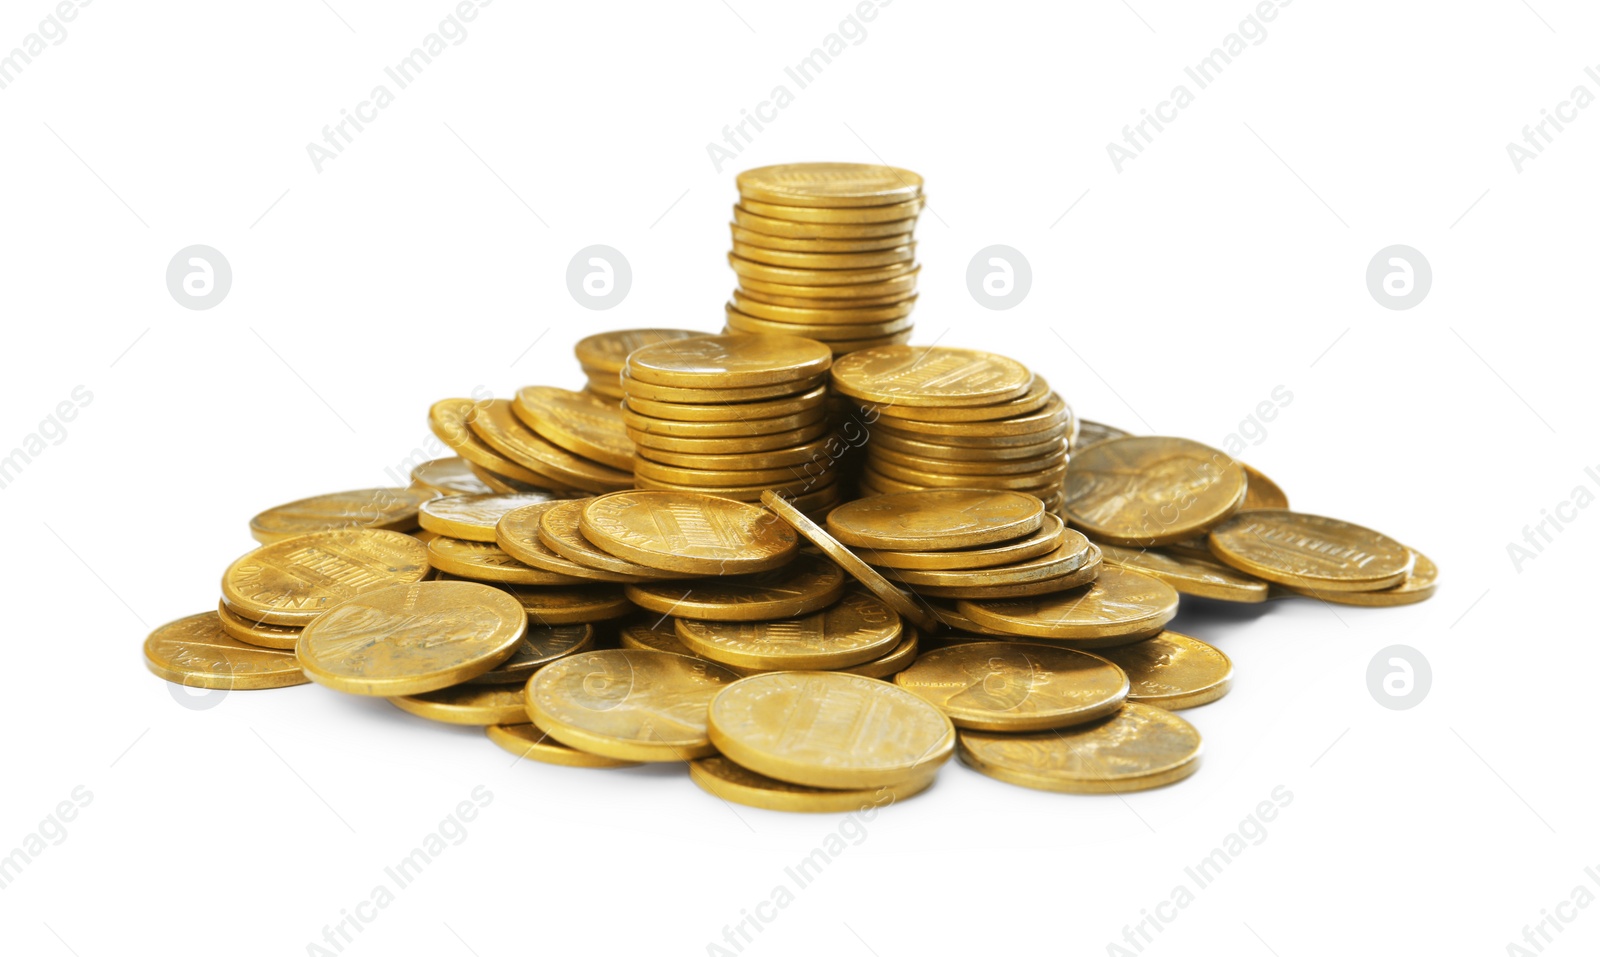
top-left (575, 327), bottom-right (702, 400)
top-left (619, 332), bottom-right (847, 515)
top-left (723, 162), bottom-right (923, 354)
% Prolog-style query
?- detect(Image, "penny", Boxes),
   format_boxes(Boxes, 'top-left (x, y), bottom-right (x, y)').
top-left (957, 565), bottom-right (1179, 644)
top-left (1207, 510), bottom-right (1414, 592)
top-left (429, 398), bottom-right (551, 487)
top-left (869, 429), bottom-right (1065, 461)
top-left (221, 528), bottom-right (430, 626)
top-left (621, 402), bottom-right (825, 438)
top-left (578, 490), bottom-right (799, 575)
top-left (827, 489), bottom-right (1045, 550)
top-left (727, 254), bottom-right (917, 287)
top-left (1097, 542), bottom-right (1270, 603)
top-left (730, 224), bottom-right (913, 253)
top-left (427, 536), bottom-right (588, 586)
top-left (868, 441), bottom-right (1067, 476)
top-left (876, 378), bottom-right (1054, 424)
top-left (467, 399), bottom-right (633, 494)
top-left (831, 346), bottom-right (1033, 408)
top-left (410, 457), bottom-right (495, 497)
top-left (248, 487), bottom-right (435, 544)
top-left (1280, 549), bottom-right (1438, 606)
top-left (512, 386), bottom-right (636, 471)
top-left (625, 333), bottom-right (833, 389)
top-left (390, 684), bottom-right (529, 725)
top-left (1095, 632), bottom-right (1233, 710)
top-left (623, 383), bottom-right (828, 423)
top-left (419, 492), bottom-right (561, 542)
top-left (957, 703), bottom-right (1202, 793)
top-left (733, 205), bottom-right (917, 239)
top-left (905, 547), bottom-right (1103, 600)
top-left (214, 599), bottom-right (302, 650)
top-left (466, 623), bottom-right (595, 683)
top-left (893, 642), bottom-right (1129, 732)
top-left (575, 328), bottom-right (705, 374)
top-left (536, 500), bottom-right (692, 580)
top-left (631, 457), bottom-right (821, 489)
top-left (1242, 463), bottom-right (1290, 510)
top-left (1063, 436), bottom-right (1247, 546)
top-left (143, 611), bottom-right (308, 690)
top-left (840, 625), bottom-right (921, 679)
top-left (870, 392), bottom-right (1070, 438)
top-left (730, 240), bottom-right (916, 272)
top-left (737, 269), bottom-right (919, 300)
top-left (1071, 419), bottom-right (1131, 452)
top-left (496, 502), bottom-right (644, 583)
top-left (486, 723), bottom-right (641, 769)
top-left (690, 756), bottom-right (935, 813)
top-left (675, 591), bottom-right (902, 670)
top-left (498, 584), bottom-right (633, 626)
top-left (863, 513), bottom-right (1068, 570)
top-left (740, 196), bottom-right (925, 224)
top-left (870, 456), bottom-right (1069, 491)
top-left (624, 550), bottom-right (844, 621)
top-left (619, 370), bottom-right (827, 404)
top-left (879, 532), bottom-right (1093, 588)
top-left (737, 162), bottom-right (923, 208)
top-left (724, 305), bottom-right (915, 340)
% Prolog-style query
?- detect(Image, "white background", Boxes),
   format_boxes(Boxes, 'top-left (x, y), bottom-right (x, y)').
top-left (2, 1), bottom-right (1596, 954)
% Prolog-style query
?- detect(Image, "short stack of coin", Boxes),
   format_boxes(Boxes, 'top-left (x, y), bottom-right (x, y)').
top-left (723, 162), bottom-right (924, 355)
top-left (574, 327), bottom-right (704, 400)
top-left (428, 390), bottom-right (635, 497)
top-left (620, 333), bottom-right (847, 515)
top-left (830, 345), bottom-right (1073, 513)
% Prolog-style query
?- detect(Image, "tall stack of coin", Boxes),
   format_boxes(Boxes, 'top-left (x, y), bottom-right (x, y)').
top-left (620, 334), bottom-right (847, 515)
top-left (830, 345), bottom-right (1073, 513)
top-left (723, 163), bottom-right (923, 354)
top-left (574, 328), bottom-right (705, 400)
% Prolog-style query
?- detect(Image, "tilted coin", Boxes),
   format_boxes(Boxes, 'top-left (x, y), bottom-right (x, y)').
top-left (1072, 419), bottom-right (1130, 452)
top-left (957, 703), bottom-right (1202, 793)
top-left (144, 611), bottom-right (308, 690)
top-left (419, 492), bottom-right (560, 542)
top-left (739, 195), bottom-right (924, 224)
top-left (296, 580), bottom-right (527, 696)
top-left (486, 722), bottom-right (640, 769)
top-left (676, 591), bottom-right (903, 670)
top-left (1096, 541), bottom-right (1269, 603)
top-left (733, 205), bottom-right (917, 239)
top-left (1206, 509), bottom-right (1414, 592)
top-left (879, 531), bottom-right (1092, 588)
top-left (1280, 549), bottom-right (1438, 606)
top-left (737, 162), bottom-right (923, 208)
top-left (625, 333), bottom-right (833, 389)
top-left (579, 490), bottom-right (799, 575)
top-left (410, 457), bottom-right (495, 496)
top-left (827, 489), bottom-right (1046, 550)
top-left (468, 461), bottom-right (564, 496)
top-left (467, 623), bottom-right (595, 683)
top-left (906, 547), bottom-right (1103, 600)
top-left (512, 386), bottom-right (635, 471)
top-left (575, 328), bottom-right (706, 374)
top-left (1063, 436), bottom-right (1247, 547)
top-left (1094, 632), bottom-right (1233, 710)
top-left (221, 528), bottom-right (430, 626)
top-left (957, 565), bottom-right (1179, 645)
top-left (707, 671), bottom-right (956, 789)
top-left (248, 487), bottom-right (435, 544)
top-left (536, 500), bottom-right (692, 580)
top-left (863, 513), bottom-right (1067, 571)
top-left (467, 399), bottom-right (633, 494)
top-left (495, 502), bottom-right (644, 583)
top-left (527, 649), bottom-right (740, 761)
top-left (831, 346), bottom-right (1033, 408)
top-left (624, 550), bottom-right (844, 621)
top-left (690, 756), bottom-right (935, 813)
top-left (618, 618), bottom-right (697, 657)
top-left (840, 625), bottom-right (921, 679)
top-left (427, 536), bottom-right (588, 586)
top-left (390, 684), bottom-right (528, 725)
top-left (429, 398), bottom-right (551, 486)
top-left (1242, 463), bottom-right (1289, 510)
top-left (215, 599), bottom-right (302, 650)
top-left (893, 642), bottom-right (1129, 732)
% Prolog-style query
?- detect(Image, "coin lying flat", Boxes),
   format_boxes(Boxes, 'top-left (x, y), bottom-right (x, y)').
top-left (826, 489), bottom-right (1046, 550)
top-left (214, 599), bottom-right (302, 650)
top-left (676, 591), bottom-right (903, 670)
top-left (690, 756), bottom-right (935, 813)
top-left (1280, 549), bottom-right (1438, 606)
top-left (248, 487), bottom-right (435, 544)
top-left (410, 457), bottom-right (495, 497)
top-left (427, 536), bottom-right (586, 586)
top-left (390, 684), bottom-right (528, 725)
top-left (737, 162), bottom-right (924, 208)
top-left (623, 550), bottom-right (844, 621)
top-left (575, 328), bottom-right (707, 374)
top-left (512, 386), bottom-right (635, 471)
top-left (495, 501), bottom-right (638, 583)
top-left (832, 346), bottom-right (1033, 408)
top-left (733, 205), bottom-right (917, 238)
top-left (221, 529), bottom-right (430, 626)
top-left (956, 566), bottom-right (1178, 645)
top-left (1207, 510), bottom-right (1414, 592)
top-left (296, 580), bottom-right (527, 696)
top-left (708, 671), bottom-right (955, 789)
top-left (840, 625), bottom-right (921, 679)
top-left (144, 612), bottom-right (308, 690)
top-left (625, 334), bottom-right (833, 389)
top-left (1094, 632), bottom-right (1232, 710)
top-left (619, 370), bottom-right (828, 404)
top-left (486, 722), bottom-right (640, 769)
top-left (627, 421), bottom-right (829, 454)
top-left (863, 513), bottom-right (1067, 570)
top-left (1063, 436), bottom-right (1247, 546)
top-left (957, 703), bottom-right (1202, 793)
top-left (466, 623), bottom-right (595, 683)
top-left (624, 384), bottom-right (829, 424)
top-left (740, 196), bottom-right (925, 224)
top-left (879, 533), bottom-right (1093, 589)
top-left (527, 649), bottom-right (740, 761)
top-left (893, 642), bottom-right (1129, 732)
top-left (579, 491), bottom-right (799, 575)
top-left (419, 492), bottom-right (561, 542)
top-left (1096, 542), bottom-right (1269, 604)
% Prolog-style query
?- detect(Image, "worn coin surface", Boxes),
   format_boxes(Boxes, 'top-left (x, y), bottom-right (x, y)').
top-left (957, 703), bottom-right (1202, 793)
top-left (1207, 509), bottom-right (1414, 592)
top-left (419, 493), bottom-right (560, 542)
top-left (248, 487), bottom-right (435, 544)
top-left (222, 529), bottom-right (430, 626)
top-left (390, 684), bottom-right (529, 725)
top-left (1096, 542), bottom-right (1269, 603)
top-left (1094, 632), bottom-right (1233, 710)
top-left (893, 642), bottom-right (1129, 732)
top-left (624, 550), bottom-right (844, 621)
top-left (486, 722), bottom-right (640, 769)
top-left (831, 346), bottom-right (1033, 408)
top-left (625, 333), bottom-right (833, 388)
top-left (957, 566), bottom-right (1179, 644)
top-left (1063, 436), bottom-right (1247, 546)
top-left (737, 162), bottom-right (924, 207)
top-left (579, 490), bottom-right (799, 575)
top-left (466, 623), bottom-right (595, 683)
top-left (144, 611), bottom-right (308, 690)
top-left (826, 489), bottom-right (1046, 550)
top-left (676, 591), bottom-right (902, 670)
top-left (690, 756), bottom-right (935, 813)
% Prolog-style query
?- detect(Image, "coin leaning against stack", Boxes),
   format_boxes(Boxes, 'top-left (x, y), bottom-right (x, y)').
top-left (724, 162), bottom-right (925, 354)
top-left (574, 327), bottom-right (704, 400)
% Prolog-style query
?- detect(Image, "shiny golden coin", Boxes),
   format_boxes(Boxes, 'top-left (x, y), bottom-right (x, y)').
top-left (1281, 548), bottom-right (1438, 606)
top-left (632, 471), bottom-right (834, 503)
top-left (512, 386), bottom-right (635, 471)
top-left (1072, 419), bottom-right (1131, 452)
top-left (618, 617), bottom-right (696, 655)
top-left (579, 491), bottom-right (799, 575)
top-left (574, 328), bottom-right (706, 374)
top-left (144, 612), bottom-right (308, 690)
top-left (870, 441), bottom-right (1067, 476)
top-left (633, 435), bottom-right (838, 471)
top-left (724, 306), bottom-right (914, 341)
top-left (893, 642), bottom-right (1128, 731)
top-left (410, 457), bottom-right (495, 496)
top-left (419, 492), bottom-right (560, 542)
top-left (248, 487), bottom-right (434, 544)
top-left (730, 239), bottom-right (916, 271)
top-left (221, 529), bottom-right (429, 626)
top-left (527, 649), bottom-right (739, 761)
top-left (1097, 542), bottom-right (1269, 603)
top-left (869, 428), bottom-right (1064, 462)
top-left (759, 491), bottom-right (939, 631)
top-left (957, 565), bottom-right (1178, 644)
top-left (429, 398), bottom-right (551, 486)
top-left (840, 625), bottom-right (921, 679)
top-left (738, 162), bottom-right (923, 208)
top-left (501, 583), bottom-right (633, 625)
top-left (625, 333), bottom-right (832, 389)
top-left (740, 195), bottom-right (924, 224)
top-left (880, 533), bottom-right (1092, 589)
top-left (624, 551), bottom-right (844, 621)
top-left (827, 489), bottom-right (1045, 550)
top-left (1064, 436), bottom-right (1247, 547)
top-left (733, 205), bottom-right (917, 238)
top-left (727, 253), bottom-right (916, 287)
top-left (486, 722), bottom-right (641, 768)
top-left (467, 399), bottom-right (633, 494)
top-left (957, 703), bottom-right (1202, 793)
top-left (297, 580), bottom-right (526, 695)
top-left (730, 224), bottom-right (911, 253)
top-left (907, 547), bottom-right (1103, 600)
top-left (731, 290), bottom-right (916, 323)
top-left (690, 755), bottom-right (934, 813)
top-left (785, 328), bottom-right (914, 356)
top-left (214, 599), bottom-right (302, 650)
top-left (1242, 463), bottom-right (1290, 509)
top-left (876, 378), bottom-right (1053, 423)
top-left (496, 502), bottom-right (644, 583)
top-left (738, 268), bottom-right (919, 299)
top-left (736, 285), bottom-right (914, 309)
top-left (620, 369), bottom-right (827, 404)
top-left (676, 591), bottom-right (902, 670)
top-left (467, 623), bottom-right (595, 683)
top-left (390, 684), bottom-right (528, 725)
top-left (583, 371), bottom-right (627, 399)
top-left (536, 500), bottom-right (692, 580)
top-left (631, 457), bottom-right (820, 489)
top-left (1095, 632), bottom-right (1233, 710)
top-left (1207, 509), bottom-right (1414, 592)
top-left (427, 536), bottom-right (586, 586)
top-left (863, 513), bottom-right (1067, 570)
top-left (870, 457), bottom-right (1069, 492)
top-left (871, 393), bottom-right (1070, 438)
top-left (622, 402), bottom-right (824, 439)
top-left (860, 465), bottom-right (1064, 500)
top-left (623, 384), bottom-right (827, 425)
top-left (468, 461), bottom-right (563, 495)
top-left (708, 671), bottom-right (955, 788)
top-left (831, 345), bottom-right (1033, 408)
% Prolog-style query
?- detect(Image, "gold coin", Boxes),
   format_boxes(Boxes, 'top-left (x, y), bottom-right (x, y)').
top-left (690, 755), bottom-right (934, 813)
top-left (1097, 542), bottom-right (1269, 603)
top-left (632, 456), bottom-right (822, 488)
top-left (1242, 463), bottom-right (1290, 509)
top-left (297, 580), bottom-right (526, 695)
top-left (429, 398), bottom-right (551, 486)
top-left (861, 465), bottom-right (1065, 499)
top-left (248, 487), bottom-right (434, 544)
top-left (870, 457), bottom-right (1069, 492)
top-left (871, 393), bottom-right (1070, 438)
top-left (633, 435), bottom-right (838, 471)
top-left (512, 386), bottom-right (635, 471)
top-left (827, 489), bottom-right (1045, 550)
top-left (868, 429), bottom-right (1064, 462)
top-left (730, 224), bottom-right (911, 253)
top-left (467, 399), bottom-right (632, 494)
top-left (621, 372), bottom-right (827, 407)
top-left (418, 492), bottom-right (561, 542)
top-left (730, 239), bottom-right (916, 271)
top-left (880, 533), bottom-right (1093, 588)
top-left (759, 490), bottom-right (939, 632)
top-left (427, 536), bottom-right (587, 585)
top-left (632, 471), bottom-right (834, 503)
top-left (621, 402), bottom-right (824, 438)
top-left (579, 490), bottom-right (799, 575)
top-left (676, 591), bottom-right (901, 670)
top-left (623, 383), bottom-right (827, 424)
top-left (733, 205), bottom-right (917, 238)
top-left (583, 372), bottom-right (627, 399)
top-left (467, 623), bottom-right (595, 683)
top-left (957, 703), bottom-right (1202, 793)
top-left (144, 611), bottom-right (308, 690)
top-left (1207, 509), bottom-right (1414, 592)
top-left (486, 723), bottom-right (640, 768)
top-left (527, 649), bottom-right (739, 761)
top-left (501, 584), bottom-right (633, 625)
top-left (738, 269), bottom-right (919, 299)
top-left (221, 529), bottom-right (429, 626)
top-left (737, 162), bottom-right (923, 208)
top-left (618, 617), bottom-right (695, 654)
top-left (957, 565), bottom-right (1178, 644)
top-left (625, 333), bottom-right (832, 389)
top-left (906, 547), bottom-right (1103, 600)
top-left (574, 328), bottom-right (707, 374)
top-left (724, 305), bottom-right (914, 341)
top-left (893, 642), bottom-right (1128, 731)
top-left (831, 346), bottom-right (1033, 408)
top-left (1063, 436), bottom-right (1247, 546)
top-left (1280, 548), bottom-right (1438, 606)
top-left (628, 419), bottom-right (832, 454)
top-left (727, 253), bottom-right (916, 287)
top-left (410, 457), bottom-right (495, 497)
top-left (468, 461), bottom-right (561, 495)
top-left (390, 684), bottom-right (528, 725)
top-left (708, 671), bottom-right (955, 788)
top-left (1095, 632), bottom-right (1232, 710)
top-left (875, 378), bottom-right (1053, 424)
top-left (624, 550), bottom-right (844, 621)
top-left (841, 624), bottom-right (921, 679)
top-left (1072, 419), bottom-right (1131, 452)
top-left (731, 290), bottom-right (916, 323)
top-left (863, 513), bottom-right (1067, 570)
top-left (214, 599), bottom-right (302, 650)
top-left (870, 441), bottom-right (1067, 476)
top-left (740, 195), bottom-right (924, 224)
top-left (496, 502), bottom-right (644, 583)
top-left (536, 500), bottom-right (693, 580)
top-left (736, 285), bottom-right (914, 309)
